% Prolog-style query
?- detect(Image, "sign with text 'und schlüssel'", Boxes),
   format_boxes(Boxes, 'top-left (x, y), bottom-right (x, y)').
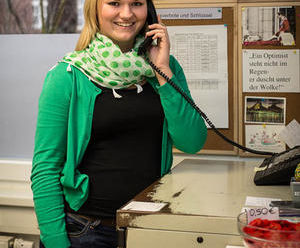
top-left (243, 49), bottom-right (300, 93)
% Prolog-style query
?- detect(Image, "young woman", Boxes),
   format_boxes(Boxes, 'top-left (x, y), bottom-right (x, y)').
top-left (31, 0), bottom-right (207, 247)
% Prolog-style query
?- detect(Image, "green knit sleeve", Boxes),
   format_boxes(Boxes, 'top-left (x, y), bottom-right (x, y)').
top-left (31, 63), bottom-right (72, 248)
top-left (157, 56), bottom-right (207, 153)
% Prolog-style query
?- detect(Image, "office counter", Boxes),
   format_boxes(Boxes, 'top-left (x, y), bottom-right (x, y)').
top-left (117, 159), bottom-right (291, 248)
top-left (0, 159), bottom-right (292, 248)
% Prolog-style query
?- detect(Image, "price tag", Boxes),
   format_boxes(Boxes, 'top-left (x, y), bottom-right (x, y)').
top-left (245, 207), bottom-right (279, 224)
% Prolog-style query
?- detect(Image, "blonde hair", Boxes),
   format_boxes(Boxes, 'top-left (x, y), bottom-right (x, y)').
top-left (75, 0), bottom-right (100, 51)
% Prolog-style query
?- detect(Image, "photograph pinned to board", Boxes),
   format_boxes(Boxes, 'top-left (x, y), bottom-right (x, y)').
top-left (246, 124), bottom-right (286, 154)
top-left (242, 6), bottom-right (296, 46)
top-left (245, 96), bottom-right (286, 125)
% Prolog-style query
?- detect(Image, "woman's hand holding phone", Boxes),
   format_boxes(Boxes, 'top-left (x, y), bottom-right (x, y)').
top-left (146, 15), bottom-right (173, 86)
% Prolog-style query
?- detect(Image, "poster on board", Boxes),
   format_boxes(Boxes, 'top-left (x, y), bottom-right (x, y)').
top-left (245, 125), bottom-right (285, 153)
top-left (242, 6), bottom-right (296, 46)
top-left (168, 25), bottom-right (229, 128)
top-left (243, 49), bottom-right (300, 92)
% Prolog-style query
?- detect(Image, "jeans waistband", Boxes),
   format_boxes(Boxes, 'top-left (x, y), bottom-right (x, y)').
top-left (66, 212), bottom-right (116, 228)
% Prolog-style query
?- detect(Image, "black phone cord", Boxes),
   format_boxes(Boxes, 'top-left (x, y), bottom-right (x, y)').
top-left (145, 56), bottom-right (275, 156)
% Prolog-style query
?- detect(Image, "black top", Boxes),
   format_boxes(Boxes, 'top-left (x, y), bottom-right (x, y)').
top-left (66, 82), bottom-right (164, 218)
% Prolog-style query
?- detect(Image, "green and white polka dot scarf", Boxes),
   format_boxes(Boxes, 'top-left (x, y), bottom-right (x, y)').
top-left (61, 33), bottom-right (155, 98)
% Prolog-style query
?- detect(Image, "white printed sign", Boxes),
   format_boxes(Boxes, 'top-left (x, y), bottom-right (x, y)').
top-left (157, 8), bottom-right (222, 20)
top-left (243, 49), bottom-right (300, 92)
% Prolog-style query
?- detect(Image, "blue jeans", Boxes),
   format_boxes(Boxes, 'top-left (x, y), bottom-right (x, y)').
top-left (40, 213), bottom-right (118, 248)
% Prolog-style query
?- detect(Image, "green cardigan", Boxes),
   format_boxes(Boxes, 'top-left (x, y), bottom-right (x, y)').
top-left (31, 56), bottom-right (207, 248)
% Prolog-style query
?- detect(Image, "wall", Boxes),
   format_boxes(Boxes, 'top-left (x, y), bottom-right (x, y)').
top-left (0, 34), bottom-right (79, 159)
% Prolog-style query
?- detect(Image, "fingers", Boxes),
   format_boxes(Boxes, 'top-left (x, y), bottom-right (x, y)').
top-left (152, 32), bottom-right (166, 41)
top-left (146, 29), bottom-right (165, 38)
top-left (148, 23), bottom-right (166, 31)
top-left (148, 15), bottom-right (166, 32)
top-left (145, 14), bottom-right (170, 49)
top-left (145, 29), bottom-right (168, 44)
top-left (157, 14), bottom-right (162, 23)
top-left (146, 17), bottom-right (168, 40)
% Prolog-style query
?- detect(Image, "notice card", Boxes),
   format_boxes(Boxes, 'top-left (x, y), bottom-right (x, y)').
top-left (243, 49), bottom-right (300, 92)
top-left (245, 207), bottom-right (279, 224)
top-left (245, 196), bottom-right (281, 207)
top-left (122, 201), bottom-right (167, 212)
top-left (279, 119), bottom-right (300, 148)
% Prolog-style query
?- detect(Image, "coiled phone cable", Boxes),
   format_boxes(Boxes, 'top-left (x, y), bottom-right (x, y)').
top-left (143, 55), bottom-right (275, 156)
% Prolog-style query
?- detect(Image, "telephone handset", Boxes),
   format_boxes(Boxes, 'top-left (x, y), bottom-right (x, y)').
top-left (138, 0), bottom-right (159, 56)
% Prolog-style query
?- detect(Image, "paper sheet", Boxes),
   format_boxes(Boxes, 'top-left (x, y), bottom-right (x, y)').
top-left (168, 25), bottom-right (229, 128)
top-left (122, 201), bottom-right (167, 212)
top-left (279, 119), bottom-right (300, 148)
top-left (244, 207), bottom-right (279, 224)
top-left (245, 196), bottom-right (281, 207)
top-left (245, 125), bottom-right (286, 153)
top-left (243, 49), bottom-right (300, 92)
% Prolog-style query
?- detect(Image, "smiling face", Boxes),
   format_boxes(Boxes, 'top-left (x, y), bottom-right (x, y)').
top-left (97, 0), bottom-right (147, 52)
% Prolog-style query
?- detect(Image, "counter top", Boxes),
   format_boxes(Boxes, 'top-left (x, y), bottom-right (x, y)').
top-left (117, 159), bottom-right (291, 235)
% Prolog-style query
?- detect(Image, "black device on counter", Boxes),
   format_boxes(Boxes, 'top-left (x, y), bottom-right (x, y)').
top-left (254, 146), bottom-right (300, 185)
top-left (139, 0), bottom-right (299, 185)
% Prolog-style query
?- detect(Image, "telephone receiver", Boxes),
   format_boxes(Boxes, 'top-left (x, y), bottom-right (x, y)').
top-left (137, 0), bottom-right (159, 56)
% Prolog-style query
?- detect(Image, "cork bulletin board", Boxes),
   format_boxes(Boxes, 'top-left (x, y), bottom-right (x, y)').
top-left (154, 2), bottom-right (239, 155)
top-left (238, 2), bottom-right (300, 157)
